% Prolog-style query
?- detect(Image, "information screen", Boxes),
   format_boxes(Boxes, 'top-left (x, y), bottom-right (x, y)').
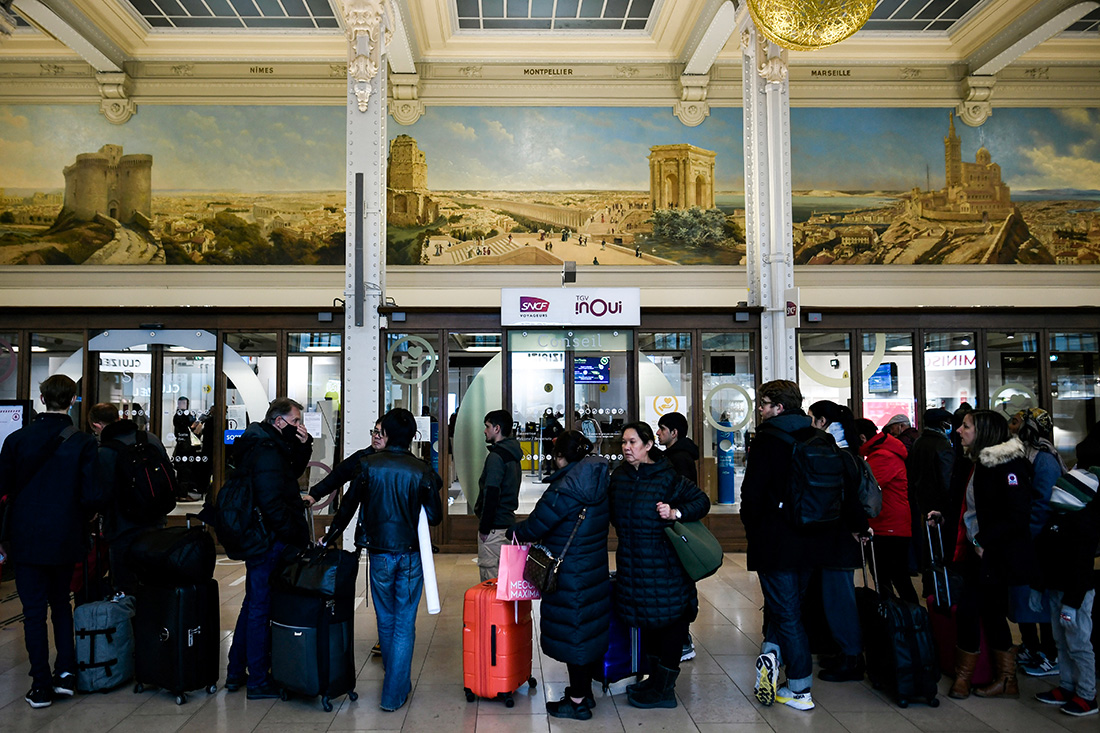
top-left (574, 356), bottom-right (610, 384)
top-left (867, 362), bottom-right (898, 395)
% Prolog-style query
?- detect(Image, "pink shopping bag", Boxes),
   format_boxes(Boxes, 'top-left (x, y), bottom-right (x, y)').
top-left (496, 541), bottom-right (540, 601)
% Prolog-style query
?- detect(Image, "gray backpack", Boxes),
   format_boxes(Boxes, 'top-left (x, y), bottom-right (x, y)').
top-left (75, 594), bottom-right (137, 692)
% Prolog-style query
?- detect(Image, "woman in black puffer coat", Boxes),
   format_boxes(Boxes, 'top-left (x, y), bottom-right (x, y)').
top-left (510, 431), bottom-right (610, 721)
top-left (610, 421), bottom-right (710, 710)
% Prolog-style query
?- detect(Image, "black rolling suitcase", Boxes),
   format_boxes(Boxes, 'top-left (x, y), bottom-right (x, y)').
top-left (269, 507), bottom-right (359, 711)
top-left (857, 540), bottom-right (940, 708)
top-left (132, 578), bottom-right (220, 704)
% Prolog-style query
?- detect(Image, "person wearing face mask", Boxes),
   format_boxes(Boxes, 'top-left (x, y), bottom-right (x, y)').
top-left (224, 398), bottom-right (313, 700)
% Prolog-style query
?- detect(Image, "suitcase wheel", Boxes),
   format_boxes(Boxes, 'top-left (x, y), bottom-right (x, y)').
top-left (897, 698), bottom-right (908, 708)
top-left (175, 693), bottom-right (186, 705)
top-left (207, 684), bottom-right (217, 695)
top-left (279, 689), bottom-right (290, 702)
top-left (504, 694), bottom-right (514, 708)
top-left (133, 682), bottom-right (144, 694)
top-left (464, 688), bottom-right (476, 703)
top-left (528, 677), bottom-right (537, 689)
top-left (348, 691), bottom-right (359, 702)
top-left (322, 696), bottom-right (333, 713)
top-left (929, 696), bottom-right (940, 708)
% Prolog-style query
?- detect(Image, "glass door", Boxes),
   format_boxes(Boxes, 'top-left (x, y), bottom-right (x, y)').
top-left (93, 345), bottom-right (154, 432)
top-left (163, 348), bottom-right (217, 502)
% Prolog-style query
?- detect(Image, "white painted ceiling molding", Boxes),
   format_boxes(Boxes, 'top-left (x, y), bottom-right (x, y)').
top-left (12, 0), bottom-right (123, 70)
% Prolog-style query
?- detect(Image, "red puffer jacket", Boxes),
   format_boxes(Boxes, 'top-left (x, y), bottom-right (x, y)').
top-left (862, 432), bottom-right (911, 537)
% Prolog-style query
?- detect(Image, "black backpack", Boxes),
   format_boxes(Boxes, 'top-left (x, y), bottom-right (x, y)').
top-left (766, 425), bottom-right (849, 528)
top-left (104, 431), bottom-right (177, 525)
top-left (206, 443), bottom-right (269, 560)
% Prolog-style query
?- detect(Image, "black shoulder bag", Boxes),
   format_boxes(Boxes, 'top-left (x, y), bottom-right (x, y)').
top-left (523, 507), bottom-right (586, 595)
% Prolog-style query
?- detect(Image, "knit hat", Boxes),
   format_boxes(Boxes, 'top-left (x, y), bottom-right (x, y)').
top-left (1013, 407), bottom-right (1054, 439)
top-left (1050, 467), bottom-right (1099, 512)
top-left (884, 414), bottom-right (911, 429)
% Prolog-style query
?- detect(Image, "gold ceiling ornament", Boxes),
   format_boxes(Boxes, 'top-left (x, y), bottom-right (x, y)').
top-left (747, 0), bottom-right (877, 52)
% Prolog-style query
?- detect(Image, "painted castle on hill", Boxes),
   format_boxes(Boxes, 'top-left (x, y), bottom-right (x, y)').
top-left (62, 144), bottom-right (152, 225)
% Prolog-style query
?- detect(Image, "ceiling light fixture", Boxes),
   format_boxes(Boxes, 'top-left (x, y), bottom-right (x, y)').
top-left (748, 0), bottom-right (876, 51)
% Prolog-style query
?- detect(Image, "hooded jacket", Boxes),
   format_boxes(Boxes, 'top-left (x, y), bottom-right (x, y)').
top-left (964, 436), bottom-right (1037, 586)
top-left (475, 436), bottom-right (523, 535)
top-left (96, 418), bottom-right (173, 540)
top-left (663, 436), bottom-right (700, 484)
top-left (511, 455), bottom-right (611, 665)
top-left (862, 432), bottom-right (911, 537)
top-left (232, 420), bottom-right (313, 551)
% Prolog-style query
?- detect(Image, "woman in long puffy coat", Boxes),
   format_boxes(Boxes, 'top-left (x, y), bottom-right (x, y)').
top-left (610, 421), bottom-right (710, 709)
top-left (509, 431), bottom-right (610, 721)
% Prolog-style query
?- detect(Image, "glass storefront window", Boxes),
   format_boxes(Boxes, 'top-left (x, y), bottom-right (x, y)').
top-left (1050, 332), bottom-right (1099, 467)
top-left (987, 331), bottom-right (1040, 416)
top-left (639, 331), bottom-right (692, 433)
top-left (799, 332), bottom-right (852, 409)
top-left (218, 332), bottom-right (276, 491)
top-left (383, 332), bottom-right (442, 472)
top-left (861, 332), bottom-right (915, 430)
top-left (924, 331), bottom-right (976, 414)
top-left (31, 331), bottom-right (83, 424)
top-left (447, 332), bottom-right (501, 516)
top-left (163, 348), bottom-right (216, 501)
top-left (0, 331), bottom-right (18, 401)
top-left (289, 332), bottom-right (342, 498)
top-left (700, 332), bottom-right (754, 513)
top-left (94, 345), bottom-right (152, 432)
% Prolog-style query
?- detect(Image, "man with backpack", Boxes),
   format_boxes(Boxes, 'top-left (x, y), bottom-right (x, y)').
top-left (741, 380), bottom-right (868, 713)
top-left (0, 375), bottom-right (101, 708)
top-left (90, 402), bottom-right (177, 596)
top-left (222, 397), bottom-right (313, 699)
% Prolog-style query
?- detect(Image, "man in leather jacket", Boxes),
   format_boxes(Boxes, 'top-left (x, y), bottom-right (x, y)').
top-left (324, 408), bottom-right (442, 712)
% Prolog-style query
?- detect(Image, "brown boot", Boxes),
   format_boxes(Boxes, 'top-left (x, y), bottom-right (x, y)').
top-left (948, 648), bottom-right (981, 699)
top-left (974, 647), bottom-right (1019, 699)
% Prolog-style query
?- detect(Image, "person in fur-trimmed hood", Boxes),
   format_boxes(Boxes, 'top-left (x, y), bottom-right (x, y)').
top-left (939, 409), bottom-right (1037, 701)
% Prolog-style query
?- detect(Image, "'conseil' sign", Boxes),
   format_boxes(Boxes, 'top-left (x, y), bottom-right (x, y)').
top-left (502, 288), bottom-right (640, 326)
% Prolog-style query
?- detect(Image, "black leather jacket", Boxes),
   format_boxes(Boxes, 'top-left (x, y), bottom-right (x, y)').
top-left (328, 446), bottom-right (443, 553)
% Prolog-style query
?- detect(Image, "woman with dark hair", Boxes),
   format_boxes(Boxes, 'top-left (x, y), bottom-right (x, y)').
top-left (509, 431), bottom-right (610, 720)
top-left (609, 421), bottom-right (709, 709)
top-left (940, 409), bottom-right (1036, 699)
top-left (808, 400), bottom-right (860, 455)
top-left (1009, 408), bottom-right (1066, 677)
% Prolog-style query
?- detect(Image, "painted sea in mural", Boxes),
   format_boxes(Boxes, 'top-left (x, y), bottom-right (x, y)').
top-left (0, 104), bottom-right (1097, 265)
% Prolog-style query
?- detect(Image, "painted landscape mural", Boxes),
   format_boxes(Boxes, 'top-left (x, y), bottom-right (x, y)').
top-left (0, 104), bottom-right (1097, 266)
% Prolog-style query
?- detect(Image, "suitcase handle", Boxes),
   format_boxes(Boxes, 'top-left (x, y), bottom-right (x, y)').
top-left (859, 533), bottom-right (881, 597)
top-left (925, 522), bottom-right (952, 608)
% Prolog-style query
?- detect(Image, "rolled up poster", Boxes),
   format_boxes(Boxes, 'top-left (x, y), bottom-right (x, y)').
top-left (418, 507), bottom-right (441, 614)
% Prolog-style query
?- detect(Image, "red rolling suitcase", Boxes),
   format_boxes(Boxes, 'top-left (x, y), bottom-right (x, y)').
top-left (462, 579), bottom-right (537, 707)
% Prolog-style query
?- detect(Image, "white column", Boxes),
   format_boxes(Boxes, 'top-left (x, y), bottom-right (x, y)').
top-left (742, 28), bottom-right (796, 383)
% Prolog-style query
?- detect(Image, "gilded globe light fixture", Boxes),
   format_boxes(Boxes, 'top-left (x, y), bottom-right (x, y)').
top-left (747, 0), bottom-right (877, 51)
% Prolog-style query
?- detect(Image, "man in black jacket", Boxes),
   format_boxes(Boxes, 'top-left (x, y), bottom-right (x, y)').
top-left (89, 402), bottom-right (175, 595)
top-left (657, 410), bottom-right (700, 661)
top-left (224, 397), bottom-right (313, 699)
top-left (475, 409), bottom-right (522, 581)
top-left (324, 408), bottom-right (442, 711)
top-left (907, 408), bottom-right (954, 570)
top-left (0, 375), bottom-right (100, 708)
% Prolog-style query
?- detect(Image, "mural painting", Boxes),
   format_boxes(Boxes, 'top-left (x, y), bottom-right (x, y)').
top-left (0, 104), bottom-right (1097, 266)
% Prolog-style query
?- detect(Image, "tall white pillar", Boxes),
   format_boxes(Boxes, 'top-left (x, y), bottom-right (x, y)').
top-left (742, 27), bottom-right (797, 383)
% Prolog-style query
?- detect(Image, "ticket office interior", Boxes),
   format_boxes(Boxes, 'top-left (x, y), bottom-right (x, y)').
top-left (2, 306), bottom-right (1098, 551)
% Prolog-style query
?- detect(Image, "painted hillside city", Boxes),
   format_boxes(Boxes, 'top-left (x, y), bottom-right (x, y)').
top-left (0, 105), bottom-right (1098, 266)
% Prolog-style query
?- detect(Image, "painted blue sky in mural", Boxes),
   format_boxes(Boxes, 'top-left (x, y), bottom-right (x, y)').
top-left (2, 104), bottom-right (1098, 194)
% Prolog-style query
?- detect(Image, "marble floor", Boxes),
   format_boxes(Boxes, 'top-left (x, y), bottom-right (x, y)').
top-left (0, 552), bottom-right (1093, 733)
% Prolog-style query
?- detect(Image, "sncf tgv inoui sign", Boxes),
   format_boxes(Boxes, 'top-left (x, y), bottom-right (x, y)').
top-left (502, 288), bottom-right (640, 326)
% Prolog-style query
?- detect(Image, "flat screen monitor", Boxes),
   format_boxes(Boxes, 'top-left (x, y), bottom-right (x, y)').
top-left (867, 362), bottom-right (899, 395)
top-left (574, 356), bottom-right (610, 384)
top-left (0, 399), bottom-right (33, 449)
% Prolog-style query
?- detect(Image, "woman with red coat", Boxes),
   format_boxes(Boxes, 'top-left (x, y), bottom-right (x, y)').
top-left (858, 420), bottom-right (918, 603)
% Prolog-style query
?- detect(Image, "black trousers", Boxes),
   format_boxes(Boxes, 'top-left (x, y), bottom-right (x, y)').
top-left (15, 562), bottom-right (77, 688)
top-left (640, 613), bottom-right (691, 671)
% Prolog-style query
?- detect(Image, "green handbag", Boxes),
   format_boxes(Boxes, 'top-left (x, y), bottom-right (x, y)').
top-left (664, 520), bottom-right (723, 581)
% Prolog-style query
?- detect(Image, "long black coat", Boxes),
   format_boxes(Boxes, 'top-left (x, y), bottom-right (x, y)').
top-left (511, 455), bottom-right (610, 666)
top-left (971, 437), bottom-right (1037, 586)
top-left (609, 457), bottom-right (710, 629)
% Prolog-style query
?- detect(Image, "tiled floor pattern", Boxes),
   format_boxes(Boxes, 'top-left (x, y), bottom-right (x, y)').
top-left (0, 553), bottom-right (1093, 732)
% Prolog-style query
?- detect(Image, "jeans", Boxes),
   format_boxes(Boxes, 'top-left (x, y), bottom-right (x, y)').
top-left (1049, 589), bottom-right (1096, 701)
top-left (371, 551), bottom-right (424, 711)
top-left (759, 567), bottom-right (813, 691)
top-left (227, 541), bottom-right (283, 688)
top-left (15, 563), bottom-right (76, 688)
top-left (821, 568), bottom-right (862, 656)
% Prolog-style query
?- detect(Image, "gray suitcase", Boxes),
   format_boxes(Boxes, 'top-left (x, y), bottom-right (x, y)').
top-left (74, 594), bottom-right (136, 693)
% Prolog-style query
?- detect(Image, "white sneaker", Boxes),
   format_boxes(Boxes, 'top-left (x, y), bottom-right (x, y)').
top-left (754, 651), bottom-right (778, 706)
top-left (776, 685), bottom-right (815, 711)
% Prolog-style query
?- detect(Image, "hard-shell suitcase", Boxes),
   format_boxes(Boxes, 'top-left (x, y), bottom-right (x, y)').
top-left (462, 579), bottom-right (537, 706)
top-left (596, 574), bottom-right (647, 692)
top-left (923, 522), bottom-right (993, 685)
top-left (132, 578), bottom-right (219, 704)
top-left (270, 589), bottom-right (358, 711)
top-left (858, 541), bottom-right (940, 708)
top-left (74, 593), bottom-right (136, 692)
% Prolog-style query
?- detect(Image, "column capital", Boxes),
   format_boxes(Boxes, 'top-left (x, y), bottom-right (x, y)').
top-left (344, 0), bottom-right (393, 113)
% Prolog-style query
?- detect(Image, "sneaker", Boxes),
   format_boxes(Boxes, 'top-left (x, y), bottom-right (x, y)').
top-left (1015, 645), bottom-right (1035, 665)
top-left (371, 642), bottom-right (382, 657)
top-left (546, 696), bottom-right (593, 720)
top-left (1061, 696), bottom-right (1098, 717)
top-left (776, 685), bottom-right (815, 711)
top-left (26, 686), bottom-right (52, 708)
top-left (1036, 687), bottom-right (1074, 705)
top-left (681, 634), bottom-right (696, 662)
top-left (246, 682), bottom-right (280, 700)
top-left (1022, 652), bottom-right (1059, 677)
top-left (754, 651), bottom-right (778, 706)
top-left (52, 671), bottom-right (76, 697)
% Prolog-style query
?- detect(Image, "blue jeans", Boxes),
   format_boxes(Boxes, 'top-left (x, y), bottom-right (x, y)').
top-left (759, 568), bottom-right (813, 691)
top-left (370, 551), bottom-right (423, 711)
top-left (821, 568), bottom-right (862, 656)
top-left (16, 563), bottom-right (76, 688)
top-left (227, 541), bottom-right (282, 689)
